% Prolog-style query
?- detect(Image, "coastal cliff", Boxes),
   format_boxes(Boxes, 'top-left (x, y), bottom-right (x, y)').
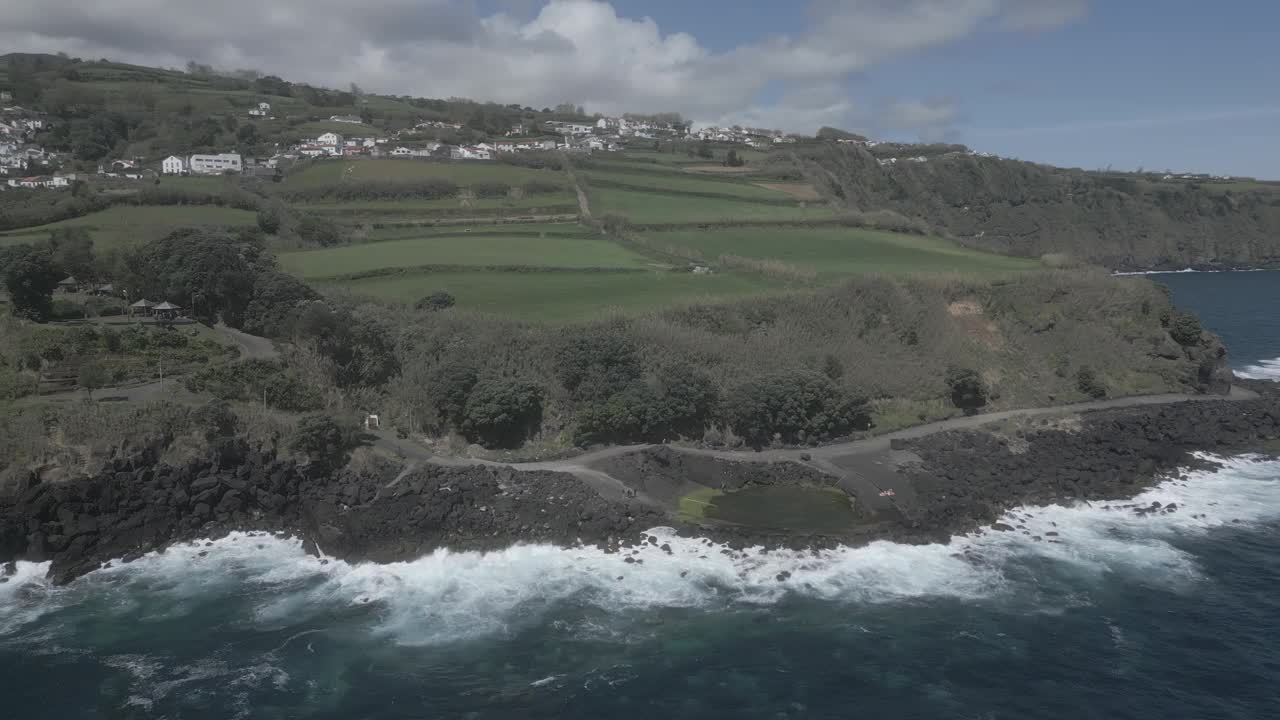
top-left (3, 385), bottom-right (1278, 586)
top-left (803, 145), bottom-right (1280, 271)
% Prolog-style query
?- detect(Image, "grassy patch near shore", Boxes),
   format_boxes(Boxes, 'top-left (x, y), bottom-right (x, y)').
top-left (677, 486), bottom-right (723, 521)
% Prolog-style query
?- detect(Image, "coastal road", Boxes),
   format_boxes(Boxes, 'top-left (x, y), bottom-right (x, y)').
top-left (375, 387), bottom-right (1260, 516)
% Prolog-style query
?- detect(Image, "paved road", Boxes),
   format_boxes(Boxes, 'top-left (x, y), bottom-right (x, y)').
top-left (214, 324), bottom-right (279, 360)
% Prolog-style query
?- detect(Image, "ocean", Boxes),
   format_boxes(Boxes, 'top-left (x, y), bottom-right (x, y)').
top-left (2, 272), bottom-right (1278, 719)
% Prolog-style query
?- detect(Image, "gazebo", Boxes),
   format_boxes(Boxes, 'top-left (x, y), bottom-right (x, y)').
top-left (152, 301), bottom-right (183, 321)
top-left (129, 299), bottom-right (155, 317)
top-left (57, 276), bottom-right (80, 293)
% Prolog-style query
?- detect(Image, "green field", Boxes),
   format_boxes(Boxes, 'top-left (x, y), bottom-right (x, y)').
top-left (297, 194), bottom-right (578, 214)
top-left (644, 227), bottom-right (1040, 277)
top-left (285, 159), bottom-right (566, 188)
top-left (590, 188), bottom-right (835, 224)
top-left (0, 205), bottom-right (258, 251)
top-left (364, 222), bottom-right (592, 242)
top-left (330, 269), bottom-right (780, 322)
top-left (281, 234), bottom-right (657, 278)
top-left (583, 166), bottom-right (789, 200)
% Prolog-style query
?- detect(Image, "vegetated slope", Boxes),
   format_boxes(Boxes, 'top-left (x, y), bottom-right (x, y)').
top-left (373, 267), bottom-right (1230, 448)
top-left (802, 144), bottom-right (1280, 271)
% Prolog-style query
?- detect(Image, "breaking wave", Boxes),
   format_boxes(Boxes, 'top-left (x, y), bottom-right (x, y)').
top-left (1236, 356), bottom-right (1280, 381)
top-left (2, 456), bottom-right (1279, 648)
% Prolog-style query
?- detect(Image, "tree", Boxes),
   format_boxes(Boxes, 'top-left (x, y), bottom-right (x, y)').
top-left (724, 369), bottom-right (870, 448)
top-left (124, 228), bottom-right (256, 325)
top-left (47, 227), bottom-right (95, 284)
top-left (0, 245), bottom-right (63, 320)
top-left (414, 291), bottom-right (456, 312)
top-left (290, 414), bottom-right (361, 470)
top-left (725, 149), bottom-right (745, 167)
top-left (78, 361), bottom-right (109, 401)
top-left (697, 141), bottom-right (714, 159)
top-left (1170, 312), bottom-right (1203, 346)
top-left (256, 208), bottom-right (281, 234)
top-left (552, 324), bottom-right (642, 400)
top-left (463, 379), bottom-right (543, 449)
top-left (945, 366), bottom-right (987, 415)
top-left (1076, 366), bottom-right (1107, 399)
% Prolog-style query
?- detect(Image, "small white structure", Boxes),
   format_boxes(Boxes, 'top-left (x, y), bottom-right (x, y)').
top-left (364, 414), bottom-right (380, 430)
top-left (248, 102), bottom-right (271, 117)
top-left (188, 153), bottom-right (242, 174)
top-left (316, 132), bottom-right (344, 147)
top-left (163, 155), bottom-right (188, 175)
top-left (329, 115), bottom-right (362, 124)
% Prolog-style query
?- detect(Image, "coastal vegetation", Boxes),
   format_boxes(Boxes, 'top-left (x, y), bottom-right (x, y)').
top-left (0, 54), bottom-right (1252, 479)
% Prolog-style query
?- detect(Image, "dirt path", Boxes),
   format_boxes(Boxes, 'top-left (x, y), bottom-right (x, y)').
top-left (559, 152), bottom-right (593, 220)
top-left (375, 388), bottom-right (1259, 515)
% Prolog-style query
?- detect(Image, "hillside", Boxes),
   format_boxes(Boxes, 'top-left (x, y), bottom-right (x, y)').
top-left (800, 144), bottom-right (1280, 271)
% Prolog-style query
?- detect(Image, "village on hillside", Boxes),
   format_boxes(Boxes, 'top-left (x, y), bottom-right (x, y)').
top-left (0, 90), bottom-right (1250, 190)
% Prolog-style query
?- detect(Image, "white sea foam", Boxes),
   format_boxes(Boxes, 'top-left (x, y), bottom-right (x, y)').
top-left (1236, 356), bottom-right (1280, 381)
top-left (2, 456), bottom-right (1278, 646)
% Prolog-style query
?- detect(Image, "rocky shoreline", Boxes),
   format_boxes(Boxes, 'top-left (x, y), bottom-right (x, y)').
top-left (2, 383), bottom-right (1278, 585)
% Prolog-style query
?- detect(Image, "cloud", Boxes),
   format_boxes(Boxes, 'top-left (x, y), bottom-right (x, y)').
top-left (971, 105), bottom-right (1280, 137)
top-left (0, 0), bottom-right (1088, 133)
top-left (879, 98), bottom-right (960, 130)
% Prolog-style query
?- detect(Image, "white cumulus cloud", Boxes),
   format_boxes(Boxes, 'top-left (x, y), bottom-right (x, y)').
top-left (0, 0), bottom-right (1088, 135)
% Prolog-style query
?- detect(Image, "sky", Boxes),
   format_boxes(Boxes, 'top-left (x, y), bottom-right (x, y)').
top-left (3, 0), bottom-right (1278, 178)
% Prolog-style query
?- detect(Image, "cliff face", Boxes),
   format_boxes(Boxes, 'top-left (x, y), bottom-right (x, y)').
top-left (805, 146), bottom-right (1280, 271)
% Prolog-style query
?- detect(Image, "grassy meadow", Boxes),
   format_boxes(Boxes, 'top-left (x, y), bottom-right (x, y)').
top-left (0, 205), bottom-right (258, 251)
top-left (642, 227), bottom-right (1041, 277)
top-left (284, 159), bottom-right (566, 188)
top-left (590, 188), bottom-right (835, 224)
top-left (280, 233), bottom-right (659, 278)
top-left (329, 269), bottom-right (781, 322)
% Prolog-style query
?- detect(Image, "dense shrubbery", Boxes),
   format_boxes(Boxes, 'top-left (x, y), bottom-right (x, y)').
top-left (284, 179), bottom-right (459, 202)
top-left (1170, 312), bottom-right (1203, 346)
top-left (414, 291), bottom-right (456, 312)
top-left (723, 369), bottom-right (870, 448)
top-left (1076, 366), bottom-right (1107, 399)
top-left (290, 413), bottom-right (362, 470)
top-left (462, 378), bottom-right (544, 449)
top-left (185, 359), bottom-right (324, 412)
top-left (945, 366), bottom-right (988, 415)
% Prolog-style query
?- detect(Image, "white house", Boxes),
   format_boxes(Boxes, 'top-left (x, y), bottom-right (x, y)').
top-left (161, 155), bottom-right (188, 175)
top-left (450, 146), bottom-right (491, 161)
top-left (248, 102), bottom-right (271, 117)
top-left (390, 146), bottom-right (413, 157)
top-left (188, 153), bottom-right (243, 175)
top-left (316, 132), bottom-right (344, 147)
